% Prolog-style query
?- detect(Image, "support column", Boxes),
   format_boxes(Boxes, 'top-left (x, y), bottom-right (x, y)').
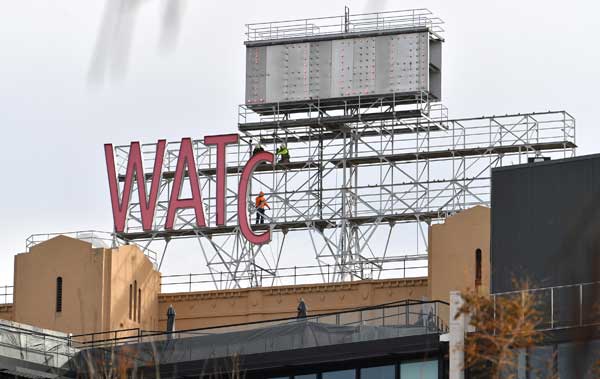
top-left (449, 291), bottom-right (468, 379)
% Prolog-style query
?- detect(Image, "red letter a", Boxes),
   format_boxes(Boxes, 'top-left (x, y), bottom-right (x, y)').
top-left (165, 138), bottom-right (207, 229)
top-left (105, 140), bottom-right (166, 233)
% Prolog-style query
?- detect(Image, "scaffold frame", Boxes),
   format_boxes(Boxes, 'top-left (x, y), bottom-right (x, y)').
top-left (107, 93), bottom-right (575, 289)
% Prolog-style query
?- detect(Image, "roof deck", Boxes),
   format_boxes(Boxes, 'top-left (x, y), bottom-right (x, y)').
top-left (69, 299), bottom-right (449, 377)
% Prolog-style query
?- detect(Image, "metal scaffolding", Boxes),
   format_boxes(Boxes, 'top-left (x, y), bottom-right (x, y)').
top-left (103, 9), bottom-right (577, 290)
top-left (110, 90), bottom-right (576, 289)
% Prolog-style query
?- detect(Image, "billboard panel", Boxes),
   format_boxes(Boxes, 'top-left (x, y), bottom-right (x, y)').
top-left (245, 30), bottom-right (438, 107)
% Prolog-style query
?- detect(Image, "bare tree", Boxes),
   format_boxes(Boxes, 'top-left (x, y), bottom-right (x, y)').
top-left (456, 282), bottom-right (548, 379)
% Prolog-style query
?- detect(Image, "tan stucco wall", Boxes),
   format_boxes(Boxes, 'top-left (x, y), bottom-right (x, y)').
top-left (158, 278), bottom-right (428, 330)
top-left (428, 205), bottom-right (491, 304)
top-left (14, 236), bottom-right (106, 334)
top-left (12, 236), bottom-right (159, 335)
top-left (4, 205), bottom-right (492, 334)
top-left (108, 245), bottom-right (160, 331)
top-left (0, 304), bottom-right (13, 321)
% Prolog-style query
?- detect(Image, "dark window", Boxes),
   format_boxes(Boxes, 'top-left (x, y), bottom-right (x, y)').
top-left (129, 284), bottom-right (133, 320)
top-left (133, 280), bottom-right (137, 322)
top-left (400, 360), bottom-right (438, 378)
top-left (361, 365), bottom-right (395, 379)
top-left (475, 248), bottom-right (482, 287)
top-left (322, 369), bottom-right (355, 379)
top-left (138, 288), bottom-right (142, 324)
top-left (56, 277), bottom-right (63, 313)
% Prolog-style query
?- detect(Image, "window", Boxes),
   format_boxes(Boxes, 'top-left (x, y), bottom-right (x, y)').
top-left (322, 369), bottom-right (355, 379)
top-left (129, 284), bottom-right (133, 320)
top-left (361, 365), bottom-right (395, 379)
top-left (133, 280), bottom-right (137, 322)
top-left (475, 248), bottom-right (482, 287)
top-left (138, 288), bottom-right (142, 323)
top-left (400, 360), bottom-right (438, 379)
top-left (56, 277), bottom-right (63, 313)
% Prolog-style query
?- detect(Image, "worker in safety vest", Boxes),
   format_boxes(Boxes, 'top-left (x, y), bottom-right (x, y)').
top-left (276, 145), bottom-right (290, 163)
top-left (255, 191), bottom-right (270, 224)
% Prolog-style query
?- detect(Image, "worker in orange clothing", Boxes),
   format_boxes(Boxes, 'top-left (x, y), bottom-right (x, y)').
top-left (255, 191), bottom-right (271, 224)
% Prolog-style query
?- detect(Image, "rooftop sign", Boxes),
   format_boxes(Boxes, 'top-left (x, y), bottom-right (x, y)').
top-left (105, 134), bottom-right (273, 245)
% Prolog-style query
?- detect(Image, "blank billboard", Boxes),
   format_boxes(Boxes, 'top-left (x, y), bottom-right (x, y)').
top-left (245, 30), bottom-right (441, 106)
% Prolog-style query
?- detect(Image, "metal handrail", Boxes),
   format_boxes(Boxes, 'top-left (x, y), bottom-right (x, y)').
top-left (25, 231), bottom-right (159, 264)
top-left (26, 230), bottom-right (116, 251)
top-left (71, 299), bottom-right (449, 348)
top-left (0, 321), bottom-right (77, 366)
top-left (160, 255), bottom-right (429, 292)
top-left (492, 281), bottom-right (600, 331)
top-left (245, 9), bottom-right (445, 42)
top-left (0, 285), bottom-right (13, 305)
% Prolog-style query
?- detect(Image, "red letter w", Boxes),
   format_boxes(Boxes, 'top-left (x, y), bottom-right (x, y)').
top-left (104, 140), bottom-right (166, 233)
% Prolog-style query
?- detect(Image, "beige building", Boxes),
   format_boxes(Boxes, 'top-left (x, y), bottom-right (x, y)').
top-left (11, 235), bottom-right (160, 335)
top-left (0, 206), bottom-right (490, 336)
top-left (428, 205), bottom-right (491, 302)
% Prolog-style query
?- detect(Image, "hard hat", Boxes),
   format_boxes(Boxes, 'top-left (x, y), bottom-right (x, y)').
top-left (259, 191), bottom-right (265, 196)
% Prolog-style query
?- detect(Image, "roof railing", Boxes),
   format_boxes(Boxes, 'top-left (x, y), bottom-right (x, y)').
top-left (0, 285), bottom-right (13, 305)
top-left (25, 231), bottom-right (159, 265)
top-left (245, 9), bottom-right (444, 42)
top-left (492, 281), bottom-right (600, 331)
top-left (160, 254), bottom-right (429, 292)
top-left (71, 299), bottom-right (449, 349)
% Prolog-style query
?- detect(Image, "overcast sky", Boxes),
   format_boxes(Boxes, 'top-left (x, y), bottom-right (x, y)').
top-left (0, 0), bottom-right (598, 285)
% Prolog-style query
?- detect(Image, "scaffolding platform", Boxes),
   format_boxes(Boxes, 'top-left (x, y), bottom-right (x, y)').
top-left (117, 211), bottom-right (442, 242)
top-left (244, 96), bottom-right (434, 117)
top-left (118, 161), bottom-right (323, 182)
top-left (239, 108), bottom-right (424, 131)
top-left (329, 141), bottom-right (577, 167)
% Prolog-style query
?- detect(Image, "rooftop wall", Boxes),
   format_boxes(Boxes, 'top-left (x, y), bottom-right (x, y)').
top-left (491, 154), bottom-right (600, 293)
top-left (158, 278), bottom-right (428, 330)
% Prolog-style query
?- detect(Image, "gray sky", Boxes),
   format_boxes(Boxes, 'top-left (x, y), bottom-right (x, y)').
top-left (1, 0), bottom-right (598, 285)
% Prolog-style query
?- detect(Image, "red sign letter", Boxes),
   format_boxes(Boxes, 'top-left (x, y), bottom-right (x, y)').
top-left (104, 140), bottom-right (166, 233)
top-left (204, 134), bottom-right (239, 226)
top-left (238, 151), bottom-right (274, 245)
top-left (165, 138), bottom-right (206, 229)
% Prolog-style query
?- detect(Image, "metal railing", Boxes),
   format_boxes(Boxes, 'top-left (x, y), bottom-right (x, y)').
top-left (71, 299), bottom-right (449, 349)
top-left (0, 320), bottom-right (77, 369)
top-left (245, 9), bottom-right (444, 42)
top-left (26, 230), bottom-right (117, 251)
top-left (70, 327), bottom-right (142, 346)
top-left (0, 285), bottom-right (13, 305)
top-left (25, 230), bottom-right (159, 264)
top-left (160, 255), bottom-right (428, 292)
top-left (492, 281), bottom-right (600, 331)
top-left (238, 91), bottom-right (445, 124)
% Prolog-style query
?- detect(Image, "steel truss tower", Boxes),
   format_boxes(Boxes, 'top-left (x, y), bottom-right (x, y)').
top-left (102, 9), bottom-right (577, 290)
top-left (110, 95), bottom-right (575, 289)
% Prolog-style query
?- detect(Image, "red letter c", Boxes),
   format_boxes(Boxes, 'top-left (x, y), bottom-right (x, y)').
top-left (238, 151), bottom-right (273, 245)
